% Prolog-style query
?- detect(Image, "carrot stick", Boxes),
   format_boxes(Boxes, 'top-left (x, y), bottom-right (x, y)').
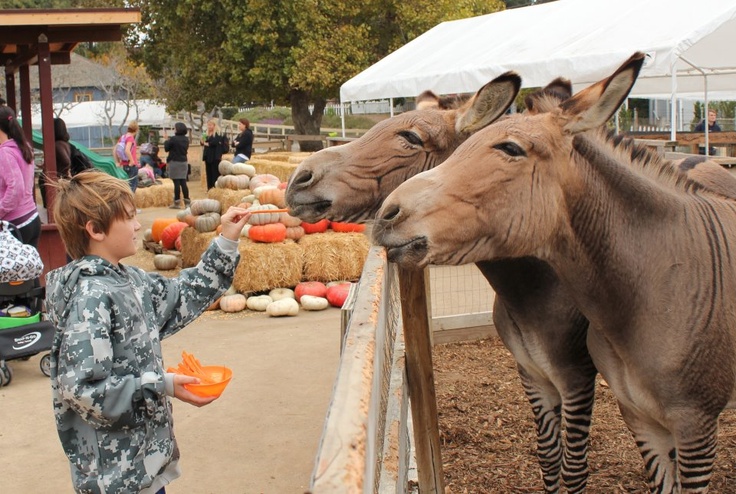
top-left (250, 209), bottom-right (289, 214)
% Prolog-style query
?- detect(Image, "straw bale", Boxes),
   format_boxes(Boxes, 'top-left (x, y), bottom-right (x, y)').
top-left (233, 240), bottom-right (304, 294)
top-left (287, 153), bottom-right (313, 164)
top-left (257, 151), bottom-right (312, 164)
top-left (207, 188), bottom-right (251, 213)
top-left (298, 232), bottom-right (370, 282)
top-left (180, 228), bottom-right (216, 268)
top-left (179, 228), bottom-right (304, 293)
top-left (135, 179), bottom-right (175, 208)
top-left (248, 158), bottom-right (299, 182)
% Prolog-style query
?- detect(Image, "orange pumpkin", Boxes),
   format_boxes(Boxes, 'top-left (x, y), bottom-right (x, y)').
top-left (257, 187), bottom-right (286, 208)
top-left (249, 223), bottom-right (287, 243)
top-left (285, 225), bottom-right (305, 241)
top-left (151, 217), bottom-right (179, 243)
top-left (160, 222), bottom-right (189, 250)
top-left (302, 219), bottom-right (330, 234)
top-left (331, 222), bottom-right (366, 233)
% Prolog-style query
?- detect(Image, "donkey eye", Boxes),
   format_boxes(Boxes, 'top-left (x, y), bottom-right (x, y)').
top-left (398, 131), bottom-right (423, 146)
top-left (493, 142), bottom-right (526, 157)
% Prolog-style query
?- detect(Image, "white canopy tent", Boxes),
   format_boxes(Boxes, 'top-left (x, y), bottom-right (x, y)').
top-left (340, 0), bottom-right (736, 142)
top-left (30, 99), bottom-right (173, 129)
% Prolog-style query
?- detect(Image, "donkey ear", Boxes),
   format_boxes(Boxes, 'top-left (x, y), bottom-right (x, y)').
top-left (456, 71), bottom-right (521, 135)
top-left (560, 52), bottom-right (645, 135)
top-left (416, 90), bottom-right (440, 110)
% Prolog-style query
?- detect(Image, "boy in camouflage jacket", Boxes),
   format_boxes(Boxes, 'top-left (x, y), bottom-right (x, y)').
top-left (45, 172), bottom-right (251, 494)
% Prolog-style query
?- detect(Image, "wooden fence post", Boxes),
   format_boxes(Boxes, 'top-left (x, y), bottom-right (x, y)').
top-left (398, 267), bottom-right (445, 493)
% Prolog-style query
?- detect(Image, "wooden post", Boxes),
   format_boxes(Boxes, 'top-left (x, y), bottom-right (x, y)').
top-left (5, 69), bottom-right (16, 110)
top-left (398, 267), bottom-right (444, 493)
top-left (37, 34), bottom-right (56, 222)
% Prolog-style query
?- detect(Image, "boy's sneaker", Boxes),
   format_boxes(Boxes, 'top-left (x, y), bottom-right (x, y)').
top-left (168, 202), bottom-right (182, 209)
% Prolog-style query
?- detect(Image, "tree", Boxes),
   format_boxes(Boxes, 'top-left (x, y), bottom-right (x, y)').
top-left (131, 0), bottom-right (504, 150)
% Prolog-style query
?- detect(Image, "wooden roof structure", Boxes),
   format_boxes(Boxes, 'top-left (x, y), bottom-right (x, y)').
top-left (1, 8), bottom-right (140, 274)
top-left (1, 8), bottom-right (139, 193)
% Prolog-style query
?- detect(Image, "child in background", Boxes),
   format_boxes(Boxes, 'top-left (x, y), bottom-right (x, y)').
top-left (45, 171), bottom-right (250, 494)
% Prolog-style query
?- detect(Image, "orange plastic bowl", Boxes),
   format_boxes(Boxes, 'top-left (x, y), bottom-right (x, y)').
top-left (183, 366), bottom-right (233, 398)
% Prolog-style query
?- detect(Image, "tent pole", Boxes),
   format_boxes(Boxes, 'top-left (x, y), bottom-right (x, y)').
top-left (390, 98), bottom-right (394, 117)
top-left (679, 55), bottom-right (709, 155)
top-left (670, 67), bottom-right (677, 141)
top-left (340, 98), bottom-right (346, 138)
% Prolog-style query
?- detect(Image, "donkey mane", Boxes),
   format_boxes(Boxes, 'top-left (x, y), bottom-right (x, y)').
top-left (584, 129), bottom-right (709, 196)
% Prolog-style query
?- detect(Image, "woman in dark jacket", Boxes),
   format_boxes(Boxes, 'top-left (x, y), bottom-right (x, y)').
top-left (201, 119), bottom-right (227, 189)
top-left (164, 122), bottom-right (191, 209)
top-left (232, 118), bottom-right (254, 163)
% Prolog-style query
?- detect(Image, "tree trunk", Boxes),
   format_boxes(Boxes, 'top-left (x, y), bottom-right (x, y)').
top-left (290, 89), bottom-right (326, 152)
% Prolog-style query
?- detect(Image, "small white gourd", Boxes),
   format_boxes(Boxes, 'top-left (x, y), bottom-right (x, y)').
top-left (269, 287), bottom-right (295, 301)
top-left (246, 295), bottom-right (273, 311)
top-left (266, 298), bottom-right (300, 317)
top-left (300, 295), bottom-right (329, 311)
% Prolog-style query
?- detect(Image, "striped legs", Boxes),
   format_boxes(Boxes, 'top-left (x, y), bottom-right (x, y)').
top-left (519, 368), bottom-right (594, 493)
top-left (620, 403), bottom-right (718, 493)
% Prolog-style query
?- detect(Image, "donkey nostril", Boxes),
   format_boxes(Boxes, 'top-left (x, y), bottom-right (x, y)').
top-left (292, 170), bottom-right (313, 187)
top-left (382, 204), bottom-right (400, 221)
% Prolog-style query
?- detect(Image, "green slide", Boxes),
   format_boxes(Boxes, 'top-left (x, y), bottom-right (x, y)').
top-left (31, 129), bottom-right (127, 180)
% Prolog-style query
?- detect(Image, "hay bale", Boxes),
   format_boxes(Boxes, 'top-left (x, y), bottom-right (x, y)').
top-left (179, 228), bottom-right (304, 293)
top-left (233, 240), bottom-right (304, 293)
top-left (248, 158), bottom-right (299, 182)
top-left (298, 232), bottom-right (370, 282)
top-left (180, 228), bottom-right (216, 268)
top-left (257, 151), bottom-right (312, 164)
top-left (135, 179), bottom-right (175, 208)
top-left (207, 188), bottom-right (251, 213)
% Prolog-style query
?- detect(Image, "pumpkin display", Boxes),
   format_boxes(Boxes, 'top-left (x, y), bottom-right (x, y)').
top-left (246, 295), bottom-right (272, 311)
top-left (326, 283), bottom-right (351, 308)
top-left (160, 221), bottom-right (189, 250)
top-left (194, 212), bottom-right (221, 233)
top-left (301, 219), bottom-right (330, 234)
top-left (280, 214), bottom-right (302, 227)
top-left (249, 173), bottom-right (281, 190)
top-left (247, 201), bottom-right (282, 225)
top-left (300, 295), bottom-right (329, 311)
top-left (153, 254), bottom-right (179, 271)
top-left (269, 287), bottom-right (295, 301)
top-left (232, 163), bottom-right (256, 176)
top-left (249, 223), bottom-right (287, 243)
top-left (255, 187), bottom-right (286, 208)
top-left (285, 226), bottom-right (305, 241)
top-left (294, 281), bottom-right (328, 302)
top-left (218, 160), bottom-right (234, 176)
top-left (330, 222), bottom-right (366, 233)
top-left (266, 298), bottom-right (299, 317)
top-left (151, 217), bottom-right (179, 243)
top-left (219, 293), bottom-right (247, 313)
top-left (176, 208), bottom-right (191, 222)
top-left (190, 198), bottom-right (221, 216)
top-left (216, 175), bottom-right (250, 190)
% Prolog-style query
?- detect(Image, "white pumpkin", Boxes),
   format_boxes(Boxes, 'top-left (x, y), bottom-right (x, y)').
top-left (266, 298), bottom-right (299, 317)
top-left (153, 254), bottom-right (179, 270)
top-left (269, 287), bottom-right (295, 301)
top-left (246, 295), bottom-right (273, 311)
top-left (232, 163), bottom-right (256, 176)
top-left (299, 295), bottom-right (329, 311)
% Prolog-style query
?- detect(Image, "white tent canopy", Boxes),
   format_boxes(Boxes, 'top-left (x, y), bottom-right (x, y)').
top-left (340, 0), bottom-right (736, 105)
top-left (30, 99), bottom-right (173, 129)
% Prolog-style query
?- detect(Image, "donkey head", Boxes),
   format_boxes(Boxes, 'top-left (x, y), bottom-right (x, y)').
top-left (285, 72), bottom-right (521, 223)
top-left (372, 53), bottom-right (645, 268)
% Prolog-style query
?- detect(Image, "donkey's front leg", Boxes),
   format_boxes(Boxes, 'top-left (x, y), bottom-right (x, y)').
top-left (518, 367), bottom-right (563, 493)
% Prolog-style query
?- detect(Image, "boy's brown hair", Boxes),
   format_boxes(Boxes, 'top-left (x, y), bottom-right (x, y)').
top-left (51, 171), bottom-right (136, 259)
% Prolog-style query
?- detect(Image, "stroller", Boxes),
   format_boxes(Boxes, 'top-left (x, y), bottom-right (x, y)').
top-left (0, 222), bottom-right (55, 386)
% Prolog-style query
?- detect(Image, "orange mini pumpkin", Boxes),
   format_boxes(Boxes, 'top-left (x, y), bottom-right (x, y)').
top-left (160, 221), bottom-right (189, 250)
top-left (151, 217), bottom-right (179, 243)
top-left (249, 223), bottom-right (287, 243)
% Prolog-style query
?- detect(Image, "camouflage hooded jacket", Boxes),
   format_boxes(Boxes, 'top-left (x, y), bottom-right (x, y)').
top-left (46, 238), bottom-right (239, 494)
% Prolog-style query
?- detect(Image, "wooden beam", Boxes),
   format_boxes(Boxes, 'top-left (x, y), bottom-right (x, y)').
top-left (0, 9), bottom-right (140, 27)
top-left (0, 25), bottom-right (123, 45)
top-left (398, 267), bottom-right (445, 494)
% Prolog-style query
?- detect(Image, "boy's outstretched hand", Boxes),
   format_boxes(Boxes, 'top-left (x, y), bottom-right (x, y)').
top-left (172, 374), bottom-right (219, 407)
top-left (220, 206), bottom-right (252, 241)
